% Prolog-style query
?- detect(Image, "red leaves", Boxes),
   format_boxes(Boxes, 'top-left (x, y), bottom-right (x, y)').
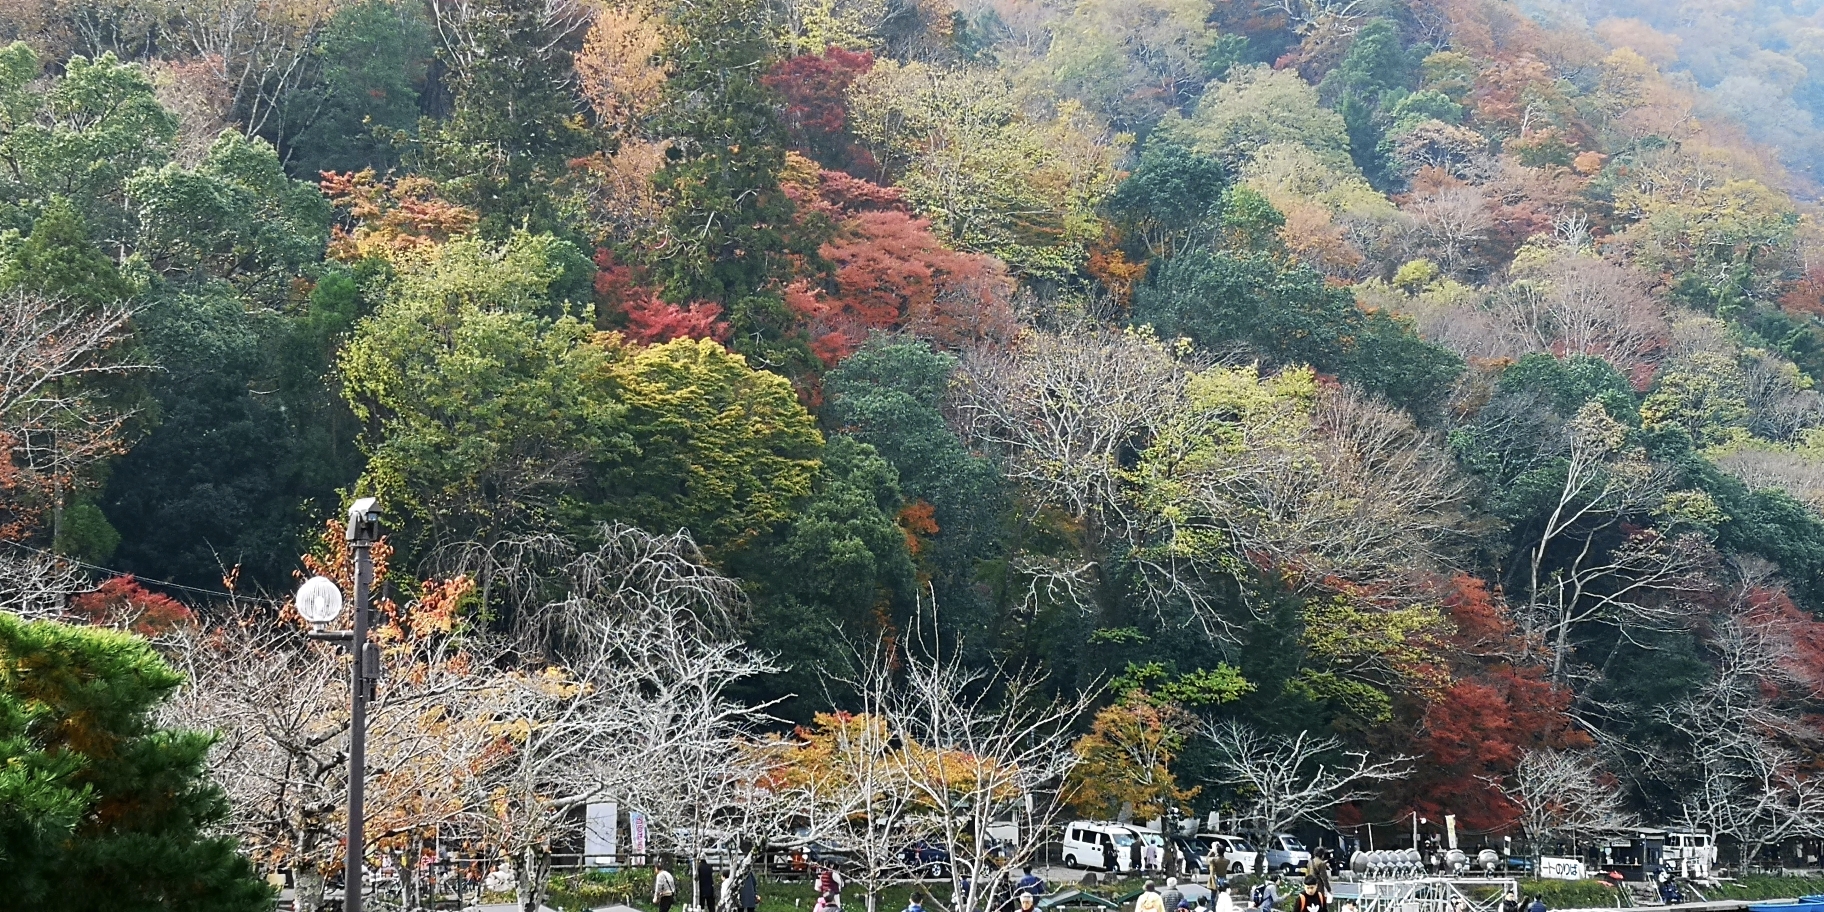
top-left (624, 298), bottom-right (730, 345)
top-left (786, 172), bottom-right (1015, 364)
top-left (69, 576), bottom-right (194, 635)
top-left (1741, 584), bottom-right (1824, 700)
top-left (763, 47), bottom-right (876, 169)
top-left (897, 500), bottom-right (939, 555)
top-left (1439, 573), bottom-right (1514, 649)
top-left (592, 248), bottom-right (731, 344)
top-left (1407, 666), bottom-right (1587, 830)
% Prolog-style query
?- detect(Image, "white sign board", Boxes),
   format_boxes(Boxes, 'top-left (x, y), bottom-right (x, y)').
top-left (585, 801), bottom-right (617, 864)
top-left (1539, 856), bottom-right (1586, 880)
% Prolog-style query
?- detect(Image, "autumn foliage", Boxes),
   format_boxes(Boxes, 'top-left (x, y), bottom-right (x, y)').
top-left (783, 164), bottom-right (1014, 363)
top-left (322, 170), bottom-right (478, 262)
top-left (68, 576), bottom-right (194, 634)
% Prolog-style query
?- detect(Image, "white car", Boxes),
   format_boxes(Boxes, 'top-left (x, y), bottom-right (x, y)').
top-left (1060, 821), bottom-right (1142, 873)
top-left (1196, 834), bottom-right (1260, 875)
top-left (1264, 834), bottom-right (1311, 873)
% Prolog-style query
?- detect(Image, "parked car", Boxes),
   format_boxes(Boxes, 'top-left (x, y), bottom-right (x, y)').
top-left (1195, 834), bottom-right (1261, 875)
top-left (1060, 821), bottom-right (1142, 873)
top-left (1167, 834), bottom-right (1210, 874)
top-left (766, 828), bottom-right (854, 874)
top-left (1264, 834), bottom-right (1311, 873)
top-left (902, 840), bottom-right (951, 878)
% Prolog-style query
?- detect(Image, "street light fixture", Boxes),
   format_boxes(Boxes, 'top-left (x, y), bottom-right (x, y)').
top-left (297, 576), bottom-right (343, 629)
top-left (298, 497), bottom-right (383, 912)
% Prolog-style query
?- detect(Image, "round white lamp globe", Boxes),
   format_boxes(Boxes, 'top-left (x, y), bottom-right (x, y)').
top-left (296, 575), bottom-right (344, 626)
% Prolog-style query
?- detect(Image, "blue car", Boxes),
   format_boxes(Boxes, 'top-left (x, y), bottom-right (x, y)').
top-left (902, 841), bottom-right (951, 879)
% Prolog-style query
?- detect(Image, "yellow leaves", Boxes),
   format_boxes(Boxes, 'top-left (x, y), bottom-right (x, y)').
top-left (575, 0), bottom-right (673, 136)
top-left (1298, 591), bottom-right (1450, 715)
top-left (761, 712), bottom-right (1023, 811)
top-left (321, 169), bottom-right (478, 263)
top-left (1064, 691), bottom-right (1196, 819)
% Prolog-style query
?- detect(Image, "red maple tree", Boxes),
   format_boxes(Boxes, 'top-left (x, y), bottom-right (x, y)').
top-left (762, 46), bottom-right (877, 172)
top-left (69, 575), bottom-right (194, 635)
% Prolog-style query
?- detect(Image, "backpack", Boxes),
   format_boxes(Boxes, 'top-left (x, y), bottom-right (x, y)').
top-left (1250, 885), bottom-right (1266, 906)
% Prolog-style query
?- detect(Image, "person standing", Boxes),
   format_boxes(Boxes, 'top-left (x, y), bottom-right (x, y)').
top-left (1210, 841), bottom-right (1229, 884)
top-left (1102, 836), bottom-right (1117, 874)
top-left (818, 865), bottom-right (846, 908)
top-left (1160, 877), bottom-right (1184, 912)
top-left (654, 862), bottom-right (679, 912)
top-left (908, 893), bottom-right (928, 912)
top-left (737, 868), bottom-right (759, 912)
top-left (1016, 867), bottom-right (1046, 898)
top-left (1138, 882), bottom-right (1166, 912)
top-left (1293, 877), bottom-right (1326, 912)
top-left (1309, 850), bottom-right (1331, 903)
top-left (1526, 896), bottom-right (1547, 912)
top-left (698, 858), bottom-right (718, 912)
top-left (1500, 891), bottom-right (1520, 912)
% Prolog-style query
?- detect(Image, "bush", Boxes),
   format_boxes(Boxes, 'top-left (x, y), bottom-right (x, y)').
top-left (549, 868), bottom-right (657, 912)
top-left (1706, 876), bottom-right (1824, 901)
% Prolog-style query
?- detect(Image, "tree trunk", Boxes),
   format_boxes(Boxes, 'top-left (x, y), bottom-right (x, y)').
top-left (518, 843), bottom-right (552, 912)
top-left (293, 865), bottom-right (326, 912)
top-left (401, 834), bottom-right (422, 912)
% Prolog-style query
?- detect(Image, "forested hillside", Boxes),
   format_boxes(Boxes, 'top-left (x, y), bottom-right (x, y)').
top-left (7, 0), bottom-right (1824, 840)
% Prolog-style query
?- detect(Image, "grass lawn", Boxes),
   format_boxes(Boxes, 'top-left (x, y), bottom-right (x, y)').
top-left (1703, 876), bottom-right (1824, 902)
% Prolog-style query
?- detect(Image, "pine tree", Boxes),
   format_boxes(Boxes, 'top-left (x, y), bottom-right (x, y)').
top-left (0, 614), bottom-right (272, 912)
top-left (645, 0), bottom-right (808, 367)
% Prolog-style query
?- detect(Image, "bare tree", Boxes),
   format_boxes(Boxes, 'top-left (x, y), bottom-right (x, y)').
top-left (1514, 402), bottom-right (1706, 682)
top-left (1653, 592), bottom-right (1824, 872)
top-left (1202, 719), bottom-right (1410, 873)
top-left (1493, 251), bottom-right (1669, 375)
top-left (778, 645), bottom-right (941, 912)
top-left (1674, 723), bottom-right (1824, 872)
top-left (0, 289), bottom-right (138, 539)
top-left (163, 0), bottom-right (344, 146)
top-left (870, 621), bottom-right (1096, 912)
top-left (484, 524), bottom-right (780, 912)
top-left (0, 549), bottom-right (87, 621)
top-left (952, 329), bottom-right (1187, 525)
top-left (1505, 749), bottom-right (1636, 857)
top-left (161, 598), bottom-right (513, 912)
top-left (1403, 186), bottom-right (1494, 278)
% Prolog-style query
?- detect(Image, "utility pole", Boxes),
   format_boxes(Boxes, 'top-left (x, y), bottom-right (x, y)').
top-left (346, 497), bottom-right (380, 912)
top-left (297, 497), bottom-right (383, 912)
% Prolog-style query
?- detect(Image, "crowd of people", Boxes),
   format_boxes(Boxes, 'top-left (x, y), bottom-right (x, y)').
top-left (643, 842), bottom-right (1554, 912)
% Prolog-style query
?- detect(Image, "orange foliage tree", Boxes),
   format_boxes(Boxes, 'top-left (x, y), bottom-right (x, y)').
top-left (321, 170), bottom-right (479, 262)
top-left (783, 161), bottom-right (1014, 364)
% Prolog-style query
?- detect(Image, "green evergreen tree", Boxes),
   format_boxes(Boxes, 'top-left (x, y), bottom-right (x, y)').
top-left (0, 197), bottom-right (134, 305)
top-left (644, 0), bottom-right (807, 368)
top-left (286, 0), bottom-right (433, 177)
top-left (0, 614), bottom-right (271, 912)
top-left (419, 0), bottom-right (591, 235)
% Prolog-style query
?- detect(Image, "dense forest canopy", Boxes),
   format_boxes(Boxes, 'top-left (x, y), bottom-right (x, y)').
top-left (10, 0), bottom-right (1824, 849)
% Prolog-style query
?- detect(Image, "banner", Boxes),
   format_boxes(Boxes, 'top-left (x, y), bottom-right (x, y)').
top-left (1538, 857), bottom-right (1586, 881)
top-left (585, 802), bottom-right (617, 865)
top-left (1445, 815), bottom-right (1458, 851)
top-left (631, 812), bottom-right (649, 863)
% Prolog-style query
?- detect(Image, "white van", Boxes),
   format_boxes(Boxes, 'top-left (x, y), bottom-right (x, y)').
top-left (1265, 834), bottom-right (1311, 873)
top-left (1061, 821), bottom-right (1141, 872)
top-left (1197, 834), bottom-right (1260, 875)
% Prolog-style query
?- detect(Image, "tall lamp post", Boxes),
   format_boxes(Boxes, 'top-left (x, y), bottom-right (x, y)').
top-left (296, 497), bottom-right (383, 912)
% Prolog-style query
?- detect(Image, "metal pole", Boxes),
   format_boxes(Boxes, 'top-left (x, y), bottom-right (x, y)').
top-left (348, 532), bottom-right (372, 912)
